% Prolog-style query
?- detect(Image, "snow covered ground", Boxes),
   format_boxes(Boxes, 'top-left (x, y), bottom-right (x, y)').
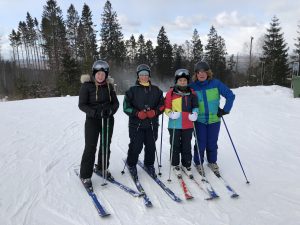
top-left (1, 85), bottom-right (300, 225)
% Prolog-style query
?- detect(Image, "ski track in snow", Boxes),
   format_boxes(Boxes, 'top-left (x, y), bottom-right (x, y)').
top-left (1, 86), bottom-right (300, 225)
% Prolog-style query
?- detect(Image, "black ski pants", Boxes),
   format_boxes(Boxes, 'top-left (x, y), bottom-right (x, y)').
top-left (168, 128), bottom-right (193, 167)
top-left (126, 126), bottom-right (158, 167)
top-left (80, 117), bottom-right (114, 179)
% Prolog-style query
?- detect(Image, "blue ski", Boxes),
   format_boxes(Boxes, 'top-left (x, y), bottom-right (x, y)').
top-left (209, 169), bottom-right (239, 198)
top-left (74, 169), bottom-right (110, 217)
top-left (93, 168), bottom-right (143, 197)
top-left (194, 164), bottom-right (219, 199)
top-left (123, 160), bottom-right (153, 207)
top-left (137, 160), bottom-right (182, 203)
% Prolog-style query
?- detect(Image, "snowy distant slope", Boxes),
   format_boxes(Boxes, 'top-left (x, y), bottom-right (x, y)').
top-left (0, 85), bottom-right (300, 225)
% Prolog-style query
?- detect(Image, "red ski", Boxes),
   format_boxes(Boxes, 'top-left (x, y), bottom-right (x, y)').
top-left (177, 175), bottom-right (193, 200)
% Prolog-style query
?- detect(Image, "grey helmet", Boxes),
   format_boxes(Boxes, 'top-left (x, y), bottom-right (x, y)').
top-left (174, 69), bottom-right (190, 83)
top-left (136, 64), bottom-right (151, 77)
top-left (194, 61), bottom-right (210, 72)
top-left (92, 60), bottom-right (109, 78)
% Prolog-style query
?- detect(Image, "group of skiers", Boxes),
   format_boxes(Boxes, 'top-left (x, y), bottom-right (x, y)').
top-left (78, 60), bottom-right (235, 190)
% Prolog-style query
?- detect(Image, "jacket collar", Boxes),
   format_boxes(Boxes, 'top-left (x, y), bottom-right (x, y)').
top-left (196, 79), bottom-right (209, 86)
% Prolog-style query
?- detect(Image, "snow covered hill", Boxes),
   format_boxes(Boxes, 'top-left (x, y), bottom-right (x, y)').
top-left (0, 85), bottom-right (300, 225)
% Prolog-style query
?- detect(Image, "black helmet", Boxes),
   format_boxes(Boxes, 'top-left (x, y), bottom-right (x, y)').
top-left (194, 61), bottom-right (210, 72)
top-left (174, 69), bottom-right (190, 83)
top-left (136, 64), bottom-right (151, 77)
top-left (92, 60), bottom-right (109, 77)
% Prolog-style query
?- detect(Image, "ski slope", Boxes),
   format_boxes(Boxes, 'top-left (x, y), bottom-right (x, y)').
top-left (0, 85), bottom-right (300, 225)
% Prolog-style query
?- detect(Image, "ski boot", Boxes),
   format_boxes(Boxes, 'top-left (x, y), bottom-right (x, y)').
top-left (208, 163), bottom-right (220, 177)
top-left (182, 166), bottom-right (194, 179)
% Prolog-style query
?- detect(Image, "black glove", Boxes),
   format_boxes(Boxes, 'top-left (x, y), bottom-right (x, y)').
top-left (94, 108), bottom-right (102, 119)
top-left (102, 108), bottom-right (112, 118)
top-left (94, 104), bottom-right (105, 119)
top-left (217, 107), bottom-right (228, 117)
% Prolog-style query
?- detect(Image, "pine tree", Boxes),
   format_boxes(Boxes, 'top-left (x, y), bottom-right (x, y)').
top-left (125, 35), bottom-right (136, 64)
top-left (41, 0), bottom-right (68, 72)
top-left (26, 12), bottom-right (41, 71)
top-left (182, 40), bottom-right (192, 62)
top-left (34, 18), bottom-right (47, 70)
top-left (18, 21), bottom-right (30, 68)
top-left (145, 40), bottom-right (155, 66)
top-left (99, 0), bottom-right (125, 67)
top-left (191, 29), bottom-right (203, 63)
top-left (58, 53), bottom-right (81, 95)
top-left (136, 34), bottom-right (147, 64)
top-left (78, 3), bottom-right (98, 73)
top-left (173, 44), bottom-right (185, 70)
top-left (9, 30), bottom-right (21, 67)
top-left (262, 16), bottom-right (289, 86)
top-left (155, 26), bottom-right (173, 81)
top-left (66, 4), bottom-right (80, 60)
top-left (205, 26), bottom-right (227, 80)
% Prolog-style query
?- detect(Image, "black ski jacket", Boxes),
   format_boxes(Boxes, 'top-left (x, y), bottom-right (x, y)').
top-left (123, 81), bottom-right (164, 129)
top-left (78, 75), bottom-right (119, 119)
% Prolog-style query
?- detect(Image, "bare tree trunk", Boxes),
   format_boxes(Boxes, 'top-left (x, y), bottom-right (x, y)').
top-left (34, 40), bottom-right (41, 70)
top-left (12, 46), bottom-right (16, 62)
top-left (20, 44), bottom-right (26, 68)
top-left (24, 41), bottom-right (30, 68)
top-left (16, 46), bottom-right (21, 68)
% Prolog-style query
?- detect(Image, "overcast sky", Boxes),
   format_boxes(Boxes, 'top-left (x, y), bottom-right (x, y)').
top-left (1, 0), bottom-right (300, 60)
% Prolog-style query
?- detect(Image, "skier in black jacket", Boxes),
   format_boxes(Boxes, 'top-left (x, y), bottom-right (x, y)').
top-left (123, 64), bottom-right (164, 179)
top-left (78, 60), bottom-right (119, 190)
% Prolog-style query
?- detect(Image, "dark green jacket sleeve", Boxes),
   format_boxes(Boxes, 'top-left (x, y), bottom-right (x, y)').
top-left (123, 88), bottom-right (137, 116)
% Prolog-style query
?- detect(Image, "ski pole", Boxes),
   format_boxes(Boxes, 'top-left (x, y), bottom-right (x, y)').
top-left (104, 117), bottom-right (109, 180)
top-left (193, 122), bottom-right (207, 178)
top-left (221, 117), bottom-right (250, 184)
top-left (167, 119), bottom-right (176, 182)
top-left (149, 120), bottom-right (162, 176)
top-left (159, 113), bottom-right (164, 167)
top-left (101, 117), bottom-right (107, 186)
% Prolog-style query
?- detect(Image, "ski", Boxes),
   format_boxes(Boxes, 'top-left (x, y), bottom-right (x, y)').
top-left (194, 165), bottom-right (219, 199)
top-left (137, 160), bottom-right (182, 203)
top-left (94, 168), bottom-right (143, 198)
top-left (181, 168), bottom-right (215, 200)
top-left (74, 169), bottom-right (110, 217)
top-left (176, 174), bottom-right (193, 200)
top-left (209, 169), bottom-right (239, 198)
top-left (123, 160), bottom-right (153, 207)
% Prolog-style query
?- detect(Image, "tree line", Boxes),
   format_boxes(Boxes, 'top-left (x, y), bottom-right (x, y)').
top-left (0, 0), bottom-right (299, 99)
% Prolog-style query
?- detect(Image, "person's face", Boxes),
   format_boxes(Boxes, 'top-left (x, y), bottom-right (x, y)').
top-left (95, 71), bottom-right (106, 83)
top-left (138, 71), bottom-right (150, 83)
top-left (176, 77), bottom-right (188, 86)
top-left (196, 71), bottom-right (208, 82)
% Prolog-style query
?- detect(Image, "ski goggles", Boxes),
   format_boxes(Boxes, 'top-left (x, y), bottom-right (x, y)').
top-left (138, 70), bottom-right (150, 76)
top-left (175, 69), bottom-right (189, 76)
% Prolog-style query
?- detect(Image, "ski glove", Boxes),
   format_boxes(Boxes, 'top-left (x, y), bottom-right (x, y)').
top-left (94, 107), bottom-right (103, 119)
top-left (217, 107), bottom-right (228, 117)
top-left (168, 111), bottom-right (180, 120)
top-left (136, 110), bottom-right (147, 120)
top-left (146, 110), bottom-right (156, 119)
top-left (102, 108), bottom-right (112, 118)
top-left (188, 112), bottom-right (198, 121)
